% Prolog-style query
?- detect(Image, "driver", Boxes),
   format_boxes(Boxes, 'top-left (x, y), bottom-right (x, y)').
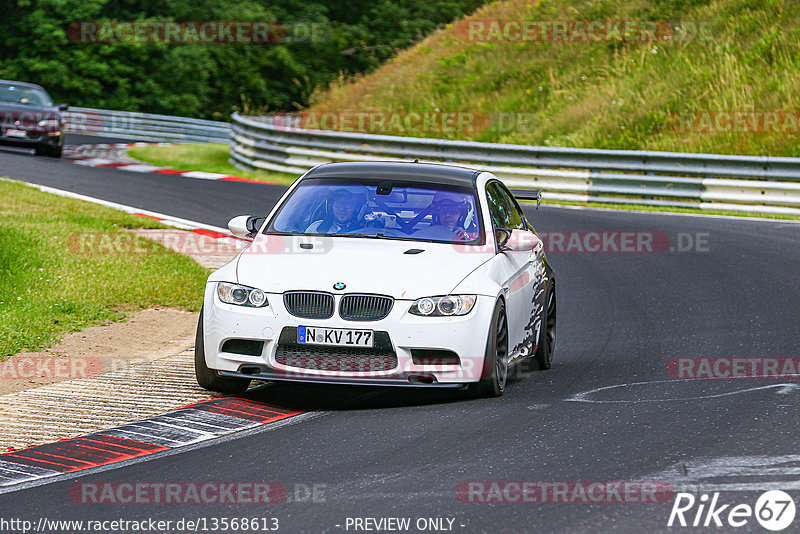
top-left (415, 191), bottom-right (471, 241)
top-left (306, 188), bottom-right (365, 233)
top-left (19, 88), bottom-right (41, 106)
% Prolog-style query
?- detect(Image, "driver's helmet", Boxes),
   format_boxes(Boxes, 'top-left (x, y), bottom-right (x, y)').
top-left (431, 191), bottom-right (469, 224)
top-left (324, 187), bottom-right (367, 228)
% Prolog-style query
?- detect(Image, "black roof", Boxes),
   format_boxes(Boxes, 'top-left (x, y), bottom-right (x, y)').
top-left (304, 161), bottom-right (481, 187)
top-left (0, 79), bottom-right (47, 91)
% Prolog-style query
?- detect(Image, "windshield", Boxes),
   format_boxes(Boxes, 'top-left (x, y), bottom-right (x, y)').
top-left (0, 83), bottom-right (53, 107)
top-left (267, 178), bottom-right (484, 244)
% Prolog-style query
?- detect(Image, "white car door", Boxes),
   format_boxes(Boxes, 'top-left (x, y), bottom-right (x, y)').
top-left (485, 181), bottom-right (543, 361)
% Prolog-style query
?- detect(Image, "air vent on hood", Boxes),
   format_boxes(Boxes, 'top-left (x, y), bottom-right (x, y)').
top-left (404, 249), bottom-right (425, 255)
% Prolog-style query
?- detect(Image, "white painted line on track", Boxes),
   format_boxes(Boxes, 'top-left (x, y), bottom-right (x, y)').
top-left (565, 379), bottom-right (800, 404)
top-left (118, 164), bottom-right (167, 173)
top-left (73, 158), bottom-right (115, 166)
top-left (181, 171), bottom-right (231, 180)
top-left (9, 179), bottom-right (233, 235)
top-left (647, 454), bottom-right (800, 492)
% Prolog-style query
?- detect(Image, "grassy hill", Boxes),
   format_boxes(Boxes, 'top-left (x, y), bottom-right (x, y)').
top-left (309, 0), bottom-right (800, 156)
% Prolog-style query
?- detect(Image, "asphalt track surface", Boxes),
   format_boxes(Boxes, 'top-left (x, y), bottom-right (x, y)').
top-left (1, 141), bottom-right (799, 533)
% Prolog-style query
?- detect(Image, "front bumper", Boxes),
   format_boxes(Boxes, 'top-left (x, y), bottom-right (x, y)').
top-left (202, 283), bottom-right (494, 387)
top-left (0, 131), bottom-right (62, 149)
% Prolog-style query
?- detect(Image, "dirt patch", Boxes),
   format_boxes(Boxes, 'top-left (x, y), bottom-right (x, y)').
top-left (0, 308), bottom-right (199, 396)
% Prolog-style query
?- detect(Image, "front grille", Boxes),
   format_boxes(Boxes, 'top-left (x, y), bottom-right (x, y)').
top-left (275, 327), bottom-right (397, 372)
top-left (283, 291), bottom-right (334, 319)
top-left (275, 346), bottom-right (398, 372)
top-left (339, 294), bottom-right (394, 321)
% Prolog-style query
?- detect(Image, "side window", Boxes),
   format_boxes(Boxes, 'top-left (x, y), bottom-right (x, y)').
top-left (501, 186), bottom-right (528, 231)
top-left (486, 182), bottom-right (525, 229)
top-left (486, 182), bottom-right (511, 229)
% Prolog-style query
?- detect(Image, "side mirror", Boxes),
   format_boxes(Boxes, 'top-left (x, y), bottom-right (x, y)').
top-left (495, 229), bottom-right (512, 249)
top-left (497, 229), bottom-right (540, 253)
top-left (57, 103), bottom-right (69, 111)
top-left (228, 215), bottom-right (253, 239)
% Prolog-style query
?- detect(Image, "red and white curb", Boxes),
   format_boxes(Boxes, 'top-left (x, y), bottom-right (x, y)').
top-left (0, 397), bottom-right (303, 489)
top-left (64, 143), bottom-right (269, 185)
top-left (21, 182), bottom-right (251, 252)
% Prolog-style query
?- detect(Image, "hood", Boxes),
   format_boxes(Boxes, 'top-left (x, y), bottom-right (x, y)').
top-left (0, 104), bottom-right (62, 131)
top-left (235, 235), bottom-right (493, 300)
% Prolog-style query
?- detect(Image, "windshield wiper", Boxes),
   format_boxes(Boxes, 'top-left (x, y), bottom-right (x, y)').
top-left (329, 233), bottom-right (387, 239)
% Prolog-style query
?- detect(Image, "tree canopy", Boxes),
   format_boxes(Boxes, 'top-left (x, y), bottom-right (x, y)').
top-left (0, 0), bottom-right (484, 119)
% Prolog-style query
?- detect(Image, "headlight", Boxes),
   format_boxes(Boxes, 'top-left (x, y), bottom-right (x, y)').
top-left (37, 119), bottom-right (62, 130)
top-left (409, 295), bottom-right (476, 316)
top-left (217, 282), bottom-right (269, 308)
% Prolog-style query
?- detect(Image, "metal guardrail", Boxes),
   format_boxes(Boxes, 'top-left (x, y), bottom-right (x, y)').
top-left (230, 112), bottom-right (800, 216)
top-left (63, 107), bottom-right (231, 143)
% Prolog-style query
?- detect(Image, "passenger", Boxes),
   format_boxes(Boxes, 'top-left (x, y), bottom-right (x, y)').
top-left (306, 188), bottom-right (366, 233)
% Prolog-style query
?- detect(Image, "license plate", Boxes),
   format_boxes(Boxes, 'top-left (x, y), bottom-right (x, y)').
top-left (4, 129), bottom-right (26, 138)
top-left (298, 326), bottom-right (373, 348)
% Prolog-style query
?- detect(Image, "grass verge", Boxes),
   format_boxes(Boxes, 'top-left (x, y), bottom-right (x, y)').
top-left (128, 143), bottom-right (300, 185)
top-left (310, 0), bottom-right (800, 157)
top-left (0, 179), bottom-right (210, 358)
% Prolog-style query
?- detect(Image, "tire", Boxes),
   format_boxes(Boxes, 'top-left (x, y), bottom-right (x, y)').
top-left (194, 308), bottom-right (251, 394)
top-left (533, 282), bottom-right (556, 370)
top-left (469, 300), bottom-right (509, 398)
top-left (34, 144), bottom-right (62, 158)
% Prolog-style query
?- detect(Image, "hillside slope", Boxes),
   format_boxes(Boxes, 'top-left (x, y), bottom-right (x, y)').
top-left (309, 0), bottom-right (800, 156)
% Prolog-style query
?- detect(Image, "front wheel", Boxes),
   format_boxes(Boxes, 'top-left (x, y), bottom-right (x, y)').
top-left (194, 308), bottom-right (251, 394)
top-left (469, 300), bottom-right (509, 398)
top-left (34, 144), bottom-right (62, 158)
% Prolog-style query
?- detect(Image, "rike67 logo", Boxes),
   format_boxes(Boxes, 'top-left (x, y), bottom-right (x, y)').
top-left (668, 491), bottom-right (796, 531)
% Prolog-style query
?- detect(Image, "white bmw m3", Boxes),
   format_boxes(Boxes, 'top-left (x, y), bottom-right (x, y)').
top-left (195, 161), bottom-right (556, 397)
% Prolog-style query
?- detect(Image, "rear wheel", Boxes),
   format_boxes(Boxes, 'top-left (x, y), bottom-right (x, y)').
top-left (469, 300), bottom-right (509, 398)
top-left (194, 308), bottom-right (251, 394)
top-left (533, 282), bottom-right (556, 370)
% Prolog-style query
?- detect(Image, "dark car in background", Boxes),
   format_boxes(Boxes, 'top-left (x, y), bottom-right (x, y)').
top-left (0, 80), bottom-right (67, 158)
